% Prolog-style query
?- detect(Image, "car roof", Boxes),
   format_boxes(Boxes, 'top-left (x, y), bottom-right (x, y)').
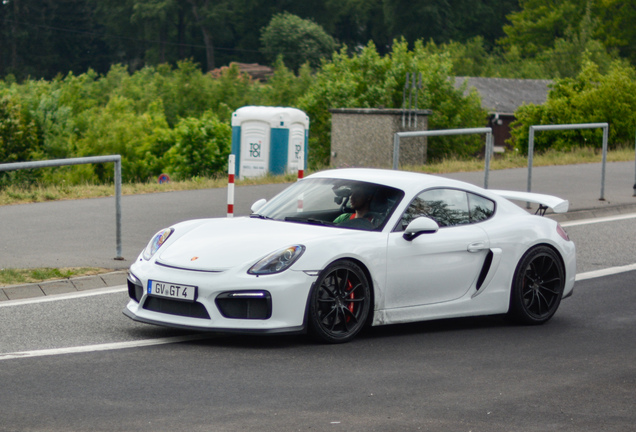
top-left (307, 168), bottom-right (483, 196)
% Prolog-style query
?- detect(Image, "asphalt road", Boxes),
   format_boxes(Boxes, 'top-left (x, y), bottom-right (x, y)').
top-left (0, 271), bottom-right (634, 432)
top-left (1, 161), bottom-right (635, 270)
top-left (1, 163), bottom-right (635, 431)
top-left (0, 213), bottom-right (635, 431)
top-left (0, 183), bottom-right (289, 269)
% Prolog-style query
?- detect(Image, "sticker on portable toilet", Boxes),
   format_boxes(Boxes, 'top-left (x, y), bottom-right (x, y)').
top-left (240, 121), bottom-right (270, 178)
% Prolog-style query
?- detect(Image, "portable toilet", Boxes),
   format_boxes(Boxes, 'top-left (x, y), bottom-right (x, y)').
top-left (231, 106), bottom-right (309, 179)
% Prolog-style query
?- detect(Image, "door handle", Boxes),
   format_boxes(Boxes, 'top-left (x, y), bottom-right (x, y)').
top-left (467, 242), bottom-right (488, 253)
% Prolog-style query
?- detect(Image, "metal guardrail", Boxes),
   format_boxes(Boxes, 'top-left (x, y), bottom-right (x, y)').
top-left (0, 155), bottom-right (123, 260)
top-left (528, 123), bottom-right (609, 203)
top-left (393, 128), bottom-right (494, 188)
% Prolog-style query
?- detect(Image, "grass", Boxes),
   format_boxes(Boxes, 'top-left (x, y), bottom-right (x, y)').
top-left (0, 172), bottom-right (301, 206)
top-left (0, 267), bottom-right (113, 287)
top-left (405, 145), bottom-right (635, 174)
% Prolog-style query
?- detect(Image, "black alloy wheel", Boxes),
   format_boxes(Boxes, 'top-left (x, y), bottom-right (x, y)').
top-left (308, 260), bottom-right (371, 343)
top-left (509, 245), bottom-right (565, 325)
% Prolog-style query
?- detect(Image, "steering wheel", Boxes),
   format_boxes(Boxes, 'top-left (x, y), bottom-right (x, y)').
top-left (339, 196), bottom-right (351, 213)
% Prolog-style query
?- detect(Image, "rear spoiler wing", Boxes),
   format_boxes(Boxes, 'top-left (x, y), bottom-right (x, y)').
top-left (489, 190), bottom-right (569, 214)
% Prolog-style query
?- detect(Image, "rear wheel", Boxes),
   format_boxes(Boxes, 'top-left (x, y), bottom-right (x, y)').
top-left (508, 245), bottom-right (565, 325)
top-left (308, 260), bottom-right (371, 343)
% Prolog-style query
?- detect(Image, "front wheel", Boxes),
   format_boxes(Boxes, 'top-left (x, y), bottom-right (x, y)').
top-left (508, 245), bottom-right (565, 325)
top-left (308, 260), bottom-right (371, 343)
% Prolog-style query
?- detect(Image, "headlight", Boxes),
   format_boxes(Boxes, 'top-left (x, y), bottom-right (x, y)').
top-left (248, 245), bottom-right (305, 275)
top-left (143, 228), bottom-right (174, 260)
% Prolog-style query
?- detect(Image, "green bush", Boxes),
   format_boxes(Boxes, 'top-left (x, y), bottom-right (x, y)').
top-left (510, 61), bottom-right (636, 153)
top-left (73, 96), bottom-right (171, 183)
top-left (0, 61), bottom-right (257, 184)
top-left (163, 111), bottom-right (232, 180)
top-left (0, 95), bottom-right (42, 187)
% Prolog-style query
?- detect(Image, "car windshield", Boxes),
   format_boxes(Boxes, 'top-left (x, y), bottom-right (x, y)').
top-left (253, 178), bottom-right (404, 231)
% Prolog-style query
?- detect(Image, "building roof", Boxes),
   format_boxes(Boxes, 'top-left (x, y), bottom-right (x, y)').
top-left (454, 77), bottom-right (552, 115)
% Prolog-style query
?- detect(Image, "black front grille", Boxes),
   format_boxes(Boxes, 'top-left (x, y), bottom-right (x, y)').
top-left (143, 297), bottom-right (210, 319)
top-left (215, 291), bottom-right (272, 320)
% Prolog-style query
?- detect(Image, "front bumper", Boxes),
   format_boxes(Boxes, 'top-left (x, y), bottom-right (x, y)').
top-left (124, 260), bottom-right (317, 334)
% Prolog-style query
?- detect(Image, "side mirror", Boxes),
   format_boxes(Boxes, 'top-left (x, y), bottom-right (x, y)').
top-left (403, 217), bottom-right (439, 241)
top-left (251, 198), bottom-right (267, 214)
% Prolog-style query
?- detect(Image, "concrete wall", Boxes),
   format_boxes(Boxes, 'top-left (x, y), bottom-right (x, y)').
top-left (330, 108), bottom-right (432, 169)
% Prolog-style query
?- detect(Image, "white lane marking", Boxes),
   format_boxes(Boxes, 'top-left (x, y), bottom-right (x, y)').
top-left (575, 263), bottom-right (636, 281)
top-left (0, 286), bottom-right (127, 308)
top-left (561, 212), bottom-right (636, 227)
top-left (0, 334), bottom-right (211, 361)
top-left (1, 265), bottom-right (635, 361)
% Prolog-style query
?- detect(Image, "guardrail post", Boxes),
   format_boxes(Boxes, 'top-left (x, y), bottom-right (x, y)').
top-left (600, 125), bottom-right (608, 201)
top-left (392, 134), bottom-right (400, 170)
top-left (526, 126), bottom-right (535, 208)
top-left (484, 131), bottom-right (493, 189)
top-left (114, 157), bottom-right (123, 260)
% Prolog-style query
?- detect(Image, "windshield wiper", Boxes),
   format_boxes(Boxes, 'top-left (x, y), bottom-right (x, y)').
top-left (250, 213), bottom-right (274, 220)
top-left (284, 216), bottom-right (334, 226)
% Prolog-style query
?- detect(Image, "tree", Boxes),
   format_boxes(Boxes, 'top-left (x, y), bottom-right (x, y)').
top-left (383, 0), bottom-right (519, 49)
top-left (499, 0), bottom-right (586, 57)
top-left (260, 12), bottom-right (336, 71)
top-left (298, 40), bottom-right (487, 166)
top-left (130, 0), bottom-right (185, 64)
top-left (0, 0), bottom-right (107, 80)
top-left (509, 61), bottom-right (636, 153)
top-left (186, 0), bottom-right (234, 71)
top-left (498, 0), bottom-right (619, 77)
top-left (596, 0), bottom-right (636, 64)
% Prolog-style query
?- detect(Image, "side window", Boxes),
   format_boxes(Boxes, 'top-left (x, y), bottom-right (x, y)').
top-left (468, 193), bottom-right (495, 222)
top-left (398, 189), bottom-right (470, 230)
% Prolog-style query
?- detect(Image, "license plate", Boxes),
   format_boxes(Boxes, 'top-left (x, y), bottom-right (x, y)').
top-left (148, 280), bottom-right (197, 302)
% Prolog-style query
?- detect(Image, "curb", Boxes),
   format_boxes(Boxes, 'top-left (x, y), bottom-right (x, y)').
top-left (0, 271), bottom-right (128, 302)
top-left (547, 202), bottom-right (636, 222)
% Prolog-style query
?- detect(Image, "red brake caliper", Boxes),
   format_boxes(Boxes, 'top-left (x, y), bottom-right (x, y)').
top-left (347, 279), bottom-right (355, 320)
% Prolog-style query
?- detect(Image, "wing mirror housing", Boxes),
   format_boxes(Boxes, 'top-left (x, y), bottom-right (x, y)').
top-left (251, 198), bottom-right (267, 213)
top-left (403, 217), bottom-right (439, 241)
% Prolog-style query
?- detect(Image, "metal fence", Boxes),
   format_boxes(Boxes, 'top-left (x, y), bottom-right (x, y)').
top-left (0, 155), bottom-right (123, 260)
top-left (527, 123), bottom-right (609, 201)
top-left (392, 127), bottom-right (494, 188)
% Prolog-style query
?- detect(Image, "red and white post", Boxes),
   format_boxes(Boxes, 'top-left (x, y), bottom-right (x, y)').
top-left (227, 154), bottom-right (235, 218)
top-left (297, 149), bottom-right (304, 180)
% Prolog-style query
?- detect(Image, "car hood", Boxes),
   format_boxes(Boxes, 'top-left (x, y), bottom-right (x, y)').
top-left (156, 217), bottom-right (341, 271)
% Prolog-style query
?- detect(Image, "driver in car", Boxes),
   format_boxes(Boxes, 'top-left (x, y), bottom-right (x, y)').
top-left (334, 187), bottom-right (373, 224)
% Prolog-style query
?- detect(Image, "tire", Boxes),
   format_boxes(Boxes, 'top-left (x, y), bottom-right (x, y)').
top-left (308, 260), bottom-right (371, 343)
top-left (508, 245), bottom-right (565, 325)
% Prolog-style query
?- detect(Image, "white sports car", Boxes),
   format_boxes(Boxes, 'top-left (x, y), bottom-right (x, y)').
top-left (124, 168), bottom-right (576, 343)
